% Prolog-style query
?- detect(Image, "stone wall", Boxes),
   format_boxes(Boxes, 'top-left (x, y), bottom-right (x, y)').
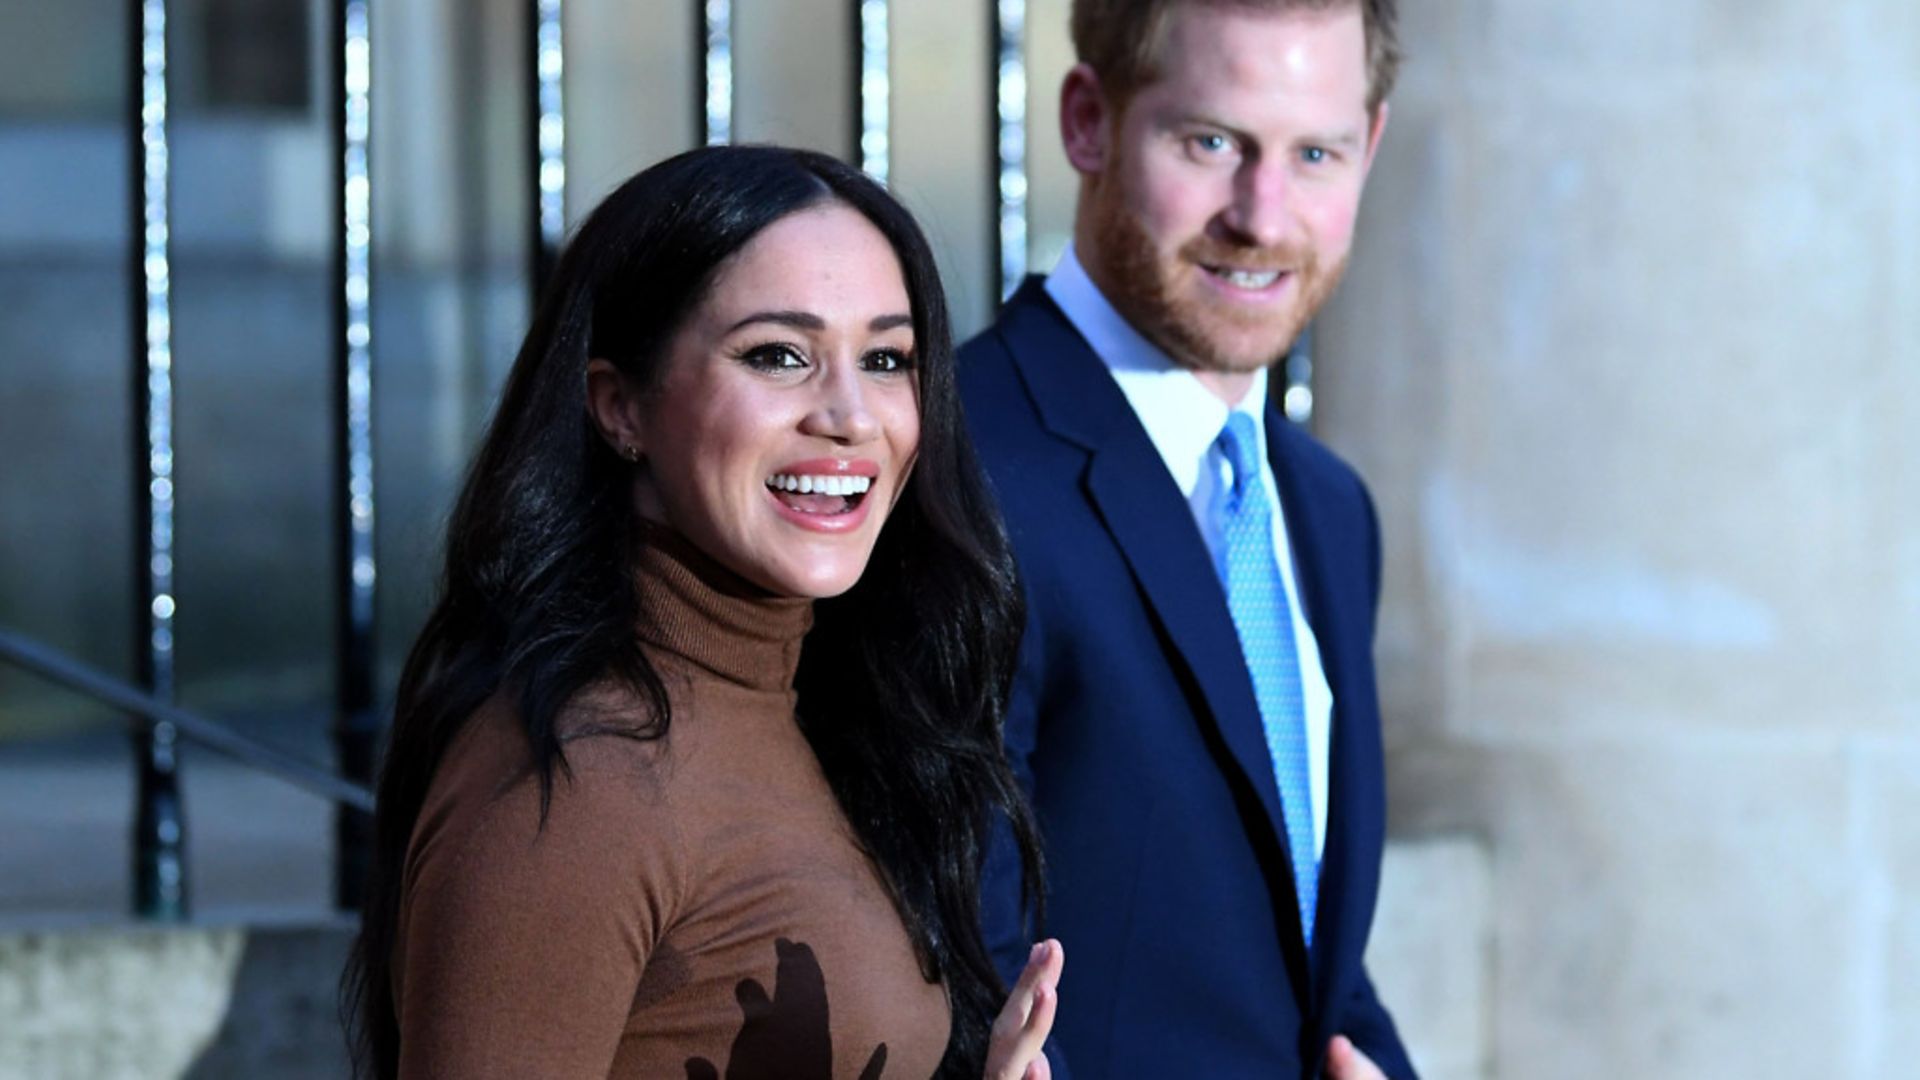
top-left (1315, 4), bottom-right (1920, 1077)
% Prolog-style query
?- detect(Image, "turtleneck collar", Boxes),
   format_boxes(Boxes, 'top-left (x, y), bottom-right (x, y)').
top-left (630, 526), bottom-right (814, 694)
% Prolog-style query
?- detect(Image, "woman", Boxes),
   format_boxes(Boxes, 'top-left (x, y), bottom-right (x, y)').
top-left (341, 145), bottom-right (1062, 1079)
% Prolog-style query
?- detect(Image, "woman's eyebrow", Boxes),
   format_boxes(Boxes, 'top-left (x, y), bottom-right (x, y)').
top-left (725, 310), bottom-right (913, 333)
top-left (725, 309), bottom-right (824, 334)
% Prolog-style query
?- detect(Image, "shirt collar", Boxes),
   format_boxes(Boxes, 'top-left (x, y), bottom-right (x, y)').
top-left (1045, 243), bottom-right (1269, 497)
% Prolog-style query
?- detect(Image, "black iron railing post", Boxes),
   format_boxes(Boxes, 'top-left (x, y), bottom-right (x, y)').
top-left (991, 0), bottom-right (1028, 302)
top-left (699, 0), bottom-right (732, 145)
top-left (1282, 327), bottom-right (1315, 426)
top-left (129, 0), bottom-right (187, 922)
top-left (527, 0), bottom-right (566, 301)
top-left (854, 0), bottom-right (888, 181)
top-left (331, 0), bottom-right (379, 912)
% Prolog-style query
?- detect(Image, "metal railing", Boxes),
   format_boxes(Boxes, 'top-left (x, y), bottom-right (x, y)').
top-left (0, 628), bottom-right (375, 814)
top-left (115, 0), bottom-right (389, 920)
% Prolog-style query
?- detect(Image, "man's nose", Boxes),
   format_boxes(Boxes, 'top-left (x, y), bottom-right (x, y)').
top-left (1220, 160), bottom-right (1293, 249)
top-left (799, 362), bottom-right (881, 444)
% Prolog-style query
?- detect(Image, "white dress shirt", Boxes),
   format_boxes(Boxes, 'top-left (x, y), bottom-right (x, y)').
top-left (1044, 245), bottom-right (1332, 859)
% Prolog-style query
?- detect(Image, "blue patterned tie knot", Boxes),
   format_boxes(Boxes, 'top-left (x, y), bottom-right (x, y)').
top-left (1215, 411), bottom-right (1320, 946)
top-left (1218, 413), bottom-right (1263, 507)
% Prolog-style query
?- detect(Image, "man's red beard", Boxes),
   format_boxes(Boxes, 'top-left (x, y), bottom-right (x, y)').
top-left (1084, 172), bottom-right (1347, 374)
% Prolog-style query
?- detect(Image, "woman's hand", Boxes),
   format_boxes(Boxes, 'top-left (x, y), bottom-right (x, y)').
top-left (983, 938), bottom-right (1064, 1080)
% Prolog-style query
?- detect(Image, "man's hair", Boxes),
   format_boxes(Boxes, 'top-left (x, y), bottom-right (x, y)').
top-left (1071, 0), bottom-right (1401, 115)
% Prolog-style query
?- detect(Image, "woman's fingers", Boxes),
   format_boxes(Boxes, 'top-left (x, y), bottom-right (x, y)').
top-left (1006, 939), bottom-right (1064, 1029)
top-left (985, 939), bottom-right (1064, 1080)
top-left (1022, 1036), bottom-right (1053, 1080)
top-left (1022, 980), bottom-right (1058, 1049)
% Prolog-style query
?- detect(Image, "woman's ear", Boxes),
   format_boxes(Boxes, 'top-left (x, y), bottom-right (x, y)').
top-left (585, 358), bottom-right (645, 463)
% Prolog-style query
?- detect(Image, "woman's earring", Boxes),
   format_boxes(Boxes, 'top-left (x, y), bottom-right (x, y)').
top-left (621, 443), bottom-right (640, 463)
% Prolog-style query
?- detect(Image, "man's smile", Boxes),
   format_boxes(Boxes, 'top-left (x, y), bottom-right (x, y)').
top-left (1200, 264), bottom-right (1289, 290)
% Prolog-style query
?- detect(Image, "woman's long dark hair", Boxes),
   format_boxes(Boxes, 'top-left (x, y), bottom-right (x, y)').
top-left (341, 145), bottom-right (1043, 1078)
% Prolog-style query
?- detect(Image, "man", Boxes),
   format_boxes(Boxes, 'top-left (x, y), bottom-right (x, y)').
top-left (959, 1), bottom-right (1415, 1076)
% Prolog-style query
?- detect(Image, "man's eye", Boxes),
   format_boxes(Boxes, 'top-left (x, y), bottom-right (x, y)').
top-left (741, 343), bottom-right (807, 371)
top-left (1190, 133), bottom-right (1232, 156)
top-left (1301, 146), bottom-right (1329, 164)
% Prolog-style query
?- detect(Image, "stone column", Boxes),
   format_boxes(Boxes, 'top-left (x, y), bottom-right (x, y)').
top-left (1315, 4), bottom-right (1920, 1077)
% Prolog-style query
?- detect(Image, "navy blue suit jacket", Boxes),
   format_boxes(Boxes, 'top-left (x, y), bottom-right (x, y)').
top-left (960, 280), bottom-right (1416, 1080)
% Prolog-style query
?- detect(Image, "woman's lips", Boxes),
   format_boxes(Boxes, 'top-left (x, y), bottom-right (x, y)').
top-left (772, 457), bottom-right (879, 478)
top-left (763, 461), bottom-right (878, 534)
top-left (764, 485), bottom-right (874, 533)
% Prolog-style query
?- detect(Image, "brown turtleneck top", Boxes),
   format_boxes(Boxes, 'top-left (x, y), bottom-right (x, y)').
top-left (391, 535), bottom-right (951, 1078)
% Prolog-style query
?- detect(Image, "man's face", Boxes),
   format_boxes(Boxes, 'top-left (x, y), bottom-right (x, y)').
top-left (1075, 3), bottom-right (1385, 375)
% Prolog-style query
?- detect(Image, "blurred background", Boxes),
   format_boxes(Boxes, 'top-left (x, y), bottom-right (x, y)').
top-left (0, 1), bottom-right (1914, 1077)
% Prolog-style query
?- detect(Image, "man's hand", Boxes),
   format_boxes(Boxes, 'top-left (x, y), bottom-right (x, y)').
top-left (1326, 1035), bottom-right (1388, 1080)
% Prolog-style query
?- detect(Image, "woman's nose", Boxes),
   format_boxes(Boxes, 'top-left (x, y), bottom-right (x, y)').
top-left (799, 364), bottom-right (881, 444)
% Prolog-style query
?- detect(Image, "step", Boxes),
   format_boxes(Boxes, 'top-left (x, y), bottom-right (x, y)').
top-left (0, 915), bottom-right (353, 1080)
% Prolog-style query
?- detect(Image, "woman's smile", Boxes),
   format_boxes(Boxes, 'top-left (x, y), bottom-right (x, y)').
top-left (763, 458), bottom-right (882, 532)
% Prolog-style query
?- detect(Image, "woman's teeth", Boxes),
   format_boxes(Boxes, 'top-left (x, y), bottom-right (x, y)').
top-left (766, 473), bottom-right (873, 496)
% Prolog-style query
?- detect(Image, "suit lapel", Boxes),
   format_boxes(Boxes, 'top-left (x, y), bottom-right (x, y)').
top-left (995, 281), bottom-right (1293, 866)
top-left (1265, 407), bottom-right (1365, 1005)
top-left (1081, 450), bottom-right (1292, 845)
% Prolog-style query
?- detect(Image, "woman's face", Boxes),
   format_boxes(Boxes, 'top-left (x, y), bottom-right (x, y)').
top-left (633, 203), bottom-right (922, 598)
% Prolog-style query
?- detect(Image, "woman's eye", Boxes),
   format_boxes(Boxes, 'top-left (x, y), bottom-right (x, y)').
top-left (863, 348), bottom-right (915, 373)
top-left (741, 343), bottom-right (807, 371)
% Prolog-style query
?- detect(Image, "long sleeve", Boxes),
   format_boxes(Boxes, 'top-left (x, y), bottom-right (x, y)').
top-left (1338, 967), bottom-right (1418, 1080)
top-left (394, 721), bottom-right (687, 1079)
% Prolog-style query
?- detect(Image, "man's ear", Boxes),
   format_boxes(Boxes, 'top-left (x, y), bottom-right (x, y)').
top-left (1060, 63), bottom-right (1113, 176)
top-left (585, 358), bottom-right (645, 462)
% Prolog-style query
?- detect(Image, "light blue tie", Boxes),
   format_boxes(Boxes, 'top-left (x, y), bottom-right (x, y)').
top-left (1216, 411), bottom-right (1319, 946)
